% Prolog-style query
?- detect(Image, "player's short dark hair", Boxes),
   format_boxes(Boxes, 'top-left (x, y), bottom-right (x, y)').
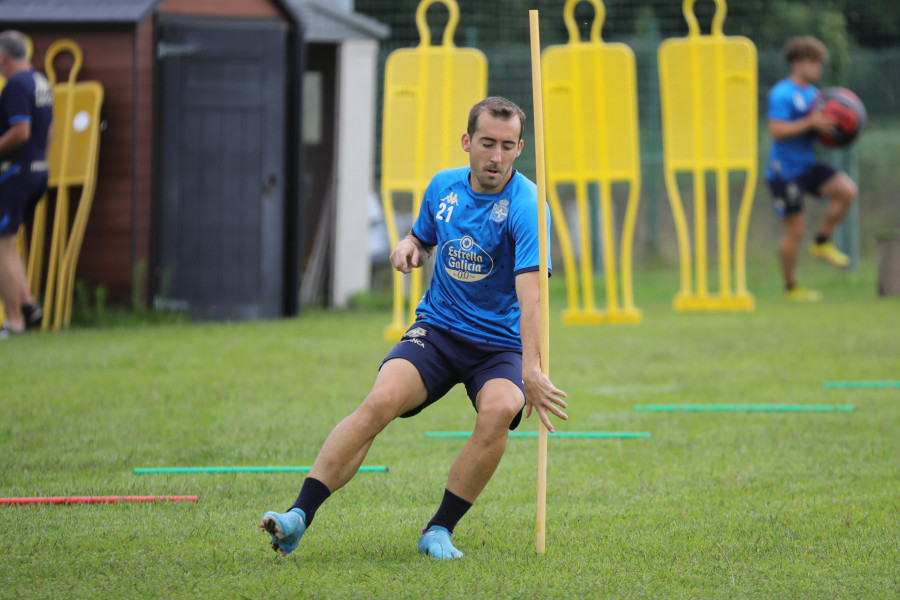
top-left (467, 96), bottom-right (526, 140)
top-left (783, 36), bottom-right (829, 64)
top-left (0, 31), bottom-right (28, 61)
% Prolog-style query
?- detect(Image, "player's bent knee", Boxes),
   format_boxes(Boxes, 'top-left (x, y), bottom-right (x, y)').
top-left (360, 383), bottom-right (426, 423)
top-left (476, 393), bottom-right (524, 428)
top-left (357, 393), bottom-right (403, 425)
top-left (835, 179), bottom-right (858, 203)
top-left (825, 173), bottom-right (858, 203)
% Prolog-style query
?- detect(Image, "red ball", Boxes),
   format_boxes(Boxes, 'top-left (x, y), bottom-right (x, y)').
top-left (814, 87), bottom-right (867, 147)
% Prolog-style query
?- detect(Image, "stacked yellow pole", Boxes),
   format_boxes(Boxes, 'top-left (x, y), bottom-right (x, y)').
top-left (42, 39), bottom-right (104, 329)
top-left (658, 0), bottom-right (757, 311)
top-left (380, 0), bottom-right (487, 340)
top-left (541, 0), bottom-right (642, 325)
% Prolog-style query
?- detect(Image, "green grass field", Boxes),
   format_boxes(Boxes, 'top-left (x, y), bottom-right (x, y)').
top-left (1, 262), bottom-right (898, 599)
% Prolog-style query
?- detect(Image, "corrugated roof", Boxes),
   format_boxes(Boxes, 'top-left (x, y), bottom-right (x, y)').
top-left (0, 0), bottom-right (160, 23)
top-left (0, 0), bottom-right (302, 25)
top-left (287, 0), bottom-right (389, 42)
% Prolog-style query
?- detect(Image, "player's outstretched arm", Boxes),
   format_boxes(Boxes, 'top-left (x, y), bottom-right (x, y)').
top-left (390, 232), bottom-right (432, 274)
top-left (516, 271), bottom-right (568, 432)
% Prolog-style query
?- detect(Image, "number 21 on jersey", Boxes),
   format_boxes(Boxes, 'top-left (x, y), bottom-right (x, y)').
top-left (436, 191), bottom-right (459, 222)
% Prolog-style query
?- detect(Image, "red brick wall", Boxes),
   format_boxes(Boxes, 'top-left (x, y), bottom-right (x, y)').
top-left (157, 0), bottom-right (283, 19)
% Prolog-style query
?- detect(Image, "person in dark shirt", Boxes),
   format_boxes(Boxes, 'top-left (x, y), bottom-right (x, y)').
top-left (0, 30), bottom-right (53, 336)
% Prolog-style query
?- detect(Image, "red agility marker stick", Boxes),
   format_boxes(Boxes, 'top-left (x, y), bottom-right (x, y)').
top-left (0, 496), bottom-right (199, 505)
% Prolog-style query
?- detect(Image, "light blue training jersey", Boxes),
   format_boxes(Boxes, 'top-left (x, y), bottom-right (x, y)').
top-left (765, 77), bottom-right (820, 181)
top-left (411, 167), bottom-right (551, 350)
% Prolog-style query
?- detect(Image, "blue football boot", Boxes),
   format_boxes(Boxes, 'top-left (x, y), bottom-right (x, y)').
top-left (260, 508), bottom-right (307, 556)
top-left (417, 525), bottom-right (463, 559)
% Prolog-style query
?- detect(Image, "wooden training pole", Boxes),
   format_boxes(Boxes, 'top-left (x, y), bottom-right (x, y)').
top-left (529, 9), bottom-right (551, 555)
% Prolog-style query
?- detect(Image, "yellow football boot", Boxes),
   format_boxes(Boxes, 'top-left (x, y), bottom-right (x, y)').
top-left (786, 286), bottom-right (822, 302)
top-left (809, 241), bottom-right (850, 268)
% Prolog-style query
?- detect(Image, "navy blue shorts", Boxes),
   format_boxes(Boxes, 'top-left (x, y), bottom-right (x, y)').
top-left (767, 162), bottom-right (838, 218)
top-left (381, 321), bottom-right (526, 430)
top-left (0, 164), bottom-right (48, 235)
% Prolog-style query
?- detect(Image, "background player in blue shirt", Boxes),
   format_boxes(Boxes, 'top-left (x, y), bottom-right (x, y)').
top-left (0, 30), bottom-right (53, 337)
top-left (260, 97), bottom-right (568, 559)
top-left (765, 35), bottom-right (858, 302)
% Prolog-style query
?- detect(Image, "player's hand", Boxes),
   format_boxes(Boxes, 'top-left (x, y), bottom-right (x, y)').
top-left (807, 109), bottom-right (837, 136)
top-left (523, 369), bottom-right (568, 433)
top-left (390, 235), bottom-right (428, 274)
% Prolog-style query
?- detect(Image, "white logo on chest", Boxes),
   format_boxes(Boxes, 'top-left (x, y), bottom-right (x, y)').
top-left (490, 199), bottom-right (509, 223)
top-left (440, 235), bottom-right (494, 282)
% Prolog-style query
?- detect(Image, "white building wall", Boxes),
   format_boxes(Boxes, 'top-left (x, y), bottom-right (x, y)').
top-left (330, 38), bottom-right (379, 307)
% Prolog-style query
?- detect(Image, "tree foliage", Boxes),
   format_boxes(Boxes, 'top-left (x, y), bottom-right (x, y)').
top-left (356, 0), bottom-right (900, 52)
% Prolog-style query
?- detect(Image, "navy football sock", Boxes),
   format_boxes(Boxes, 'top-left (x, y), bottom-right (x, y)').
top-left (425, 489), bottom-right (473, 534)
top-left (288, 477), bottom-right (331, 527)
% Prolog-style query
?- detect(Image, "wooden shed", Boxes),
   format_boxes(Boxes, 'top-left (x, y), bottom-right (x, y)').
top-left (5, 0), bottom-right (306, 319)
top-left (286, 0), bottom-right (389, 308)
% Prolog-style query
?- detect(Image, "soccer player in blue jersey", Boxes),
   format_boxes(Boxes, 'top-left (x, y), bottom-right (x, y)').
top-left (260, 96), bottom-right (568, 559)
top-left (0, 30), bottom-right (53, 337)
top-left (766, 35), bottom-right (858, 302)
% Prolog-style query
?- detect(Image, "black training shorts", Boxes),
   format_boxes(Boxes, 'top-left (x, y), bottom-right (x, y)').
top-left (382, 321), bottom-right (526, 430)
top-left (767, 162), bottom-right (838, 218)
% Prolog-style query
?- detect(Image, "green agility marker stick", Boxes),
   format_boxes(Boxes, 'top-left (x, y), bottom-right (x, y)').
top-left (633, 404), bottom-right (855, 412)
top-left (823, 381), bottom-right (900, 389)
top-left (426, 431), bottom-right (651, 439)
top-left (134, 466), bottom-right (389, 475)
